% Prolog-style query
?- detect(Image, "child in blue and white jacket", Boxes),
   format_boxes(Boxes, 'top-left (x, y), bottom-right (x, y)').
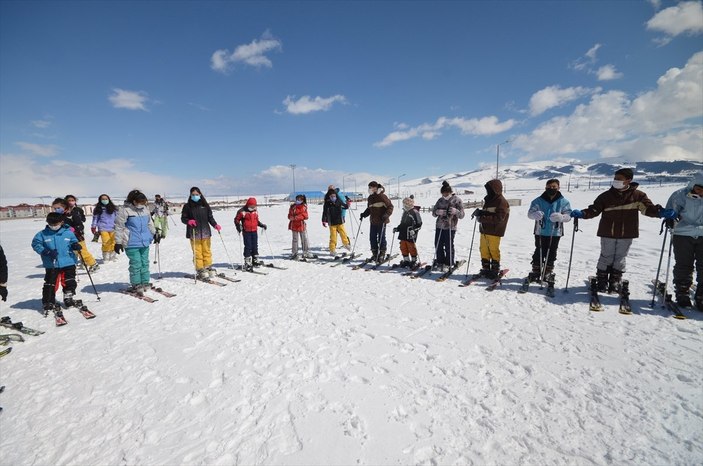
top-left (31, 212), bottom-right (82, 311)
top-left (114, 190), bottom-right (157, 292)
top-left (526, 178), bottom-right (572, 281)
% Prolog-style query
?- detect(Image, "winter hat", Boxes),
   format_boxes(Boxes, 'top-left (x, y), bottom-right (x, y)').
top-left (46, 212), bottom-right (63, 225)
top-left (246, 197), bottom-right (257, 207)
top-left (440, 181), bottom-right (452, 194)
top-left (402, 197), bottom-right (415, 210)
top-left (133, 193), bottom-right (148, 204)
top-left (368, 181), bottom-right (379, 188)
top-left (614, 168), bottom-right (634, 180)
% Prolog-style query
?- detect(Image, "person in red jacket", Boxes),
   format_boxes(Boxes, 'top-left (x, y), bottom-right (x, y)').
top-left (288, 194), bottom-right (311, 260)
top-left (234, 197), bottom-right (267, 271)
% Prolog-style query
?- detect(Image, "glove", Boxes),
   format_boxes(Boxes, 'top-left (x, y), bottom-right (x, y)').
top-left (549, 212), bottom-right (563, 222)
top-left (235, 223), bottom-right (242, 234)
top-left (471, 209), bottom-right (485, 218)
top-left (381, 214), bottom-right (389, 222)
top-left (346, 199), bottom-right (352, 206)
top-left (260, 224), bottom-right (267, 230)
top-left (665, 218), bottom-right (676, 229)
top-left (322, 222), bottom-right (328, 228)
top-left (435, 209), bottom-right (446, 217)
top-left (0, 286), bottom-right (7, 302)
top-left (187, 219), bottom-right (197, 227)
top-left (90, 226), bottom-right (97, 234)
top-left (42, 249), bottom-right (59, 259)
top-left (408, 229), bottom-right (416, 240)
top-left (570, 209), bottom-right (584, 219)
top-left (532, 211), bottom-right (544, 221)
top-left (392, 227), bottom-right (399, 233)
top-left (360, 211), bottom-right (369, 219)
top-left (214, 224), bottom-right (222, 232)
top-left (153, 232), bottom-right (162, 244)
top-left (70, 243), bottom-right (82, 251)
top-left (449, 207), bottom-right (459, 216)
top-left (659, 208), bottom-right (677, 220)
top-left (114, 244), bottom-right (124, 254)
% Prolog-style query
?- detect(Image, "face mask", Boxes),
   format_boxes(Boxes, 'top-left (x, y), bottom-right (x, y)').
top-left (68, 201), bottom-right (76, 207)
top-left (191, 194), bottom-right (201, 202)
top-left (248, 206), bottom-right (256, 212)
top-left (54, 207), bottom-right (65, 214)
top-left (403, 205), bottom-right (412, 211)
top-left (295, 200), bottom-right (302, 205)
top-left (48, 224), bottom-right (62, 231)
top-left (368, 188), bottom-right (376, 195)
top-left (330, 195), bottom-right (337, 202)
top-left (612, 180), bottom-right (626, 190)
top-left (545, 188), bottom-right (558, 197)
top-left (442, 194), bottom-right (451, 200)
top-left (100, 199), bottom-right (109, 205)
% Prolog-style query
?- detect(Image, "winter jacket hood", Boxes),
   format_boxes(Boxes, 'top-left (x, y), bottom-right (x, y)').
top-left (485, 179), bottom-right (503, 199)
top-left (479, 181), bottom-right (510, 237)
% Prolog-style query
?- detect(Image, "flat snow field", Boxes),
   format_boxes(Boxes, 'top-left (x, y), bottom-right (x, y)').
top-left (0, 185), bottom-right (701, 466)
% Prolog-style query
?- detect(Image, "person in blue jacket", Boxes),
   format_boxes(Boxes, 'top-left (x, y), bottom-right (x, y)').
top-left (526, 179), bottom-right (572, 281)
top-left (114, 189), bottom-right (157, 292)
top-left (31, 212), bottom-right (82, 311)
top-left (666, 172), bottom-right (703, 310)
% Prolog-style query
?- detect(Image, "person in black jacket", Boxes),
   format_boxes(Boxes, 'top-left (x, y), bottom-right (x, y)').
top-left (52, 197), bottom-right (99, 272)
top-left (322, 188), bottom-right (351, 256)
top-left (393, 196), bottom-right (422, 268)
top-left (0, 245), bottom-right (7, 302)
top-left (181, 187), bottom-right (221, 280)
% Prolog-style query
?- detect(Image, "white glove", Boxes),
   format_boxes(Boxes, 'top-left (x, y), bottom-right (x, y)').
top-left (449, 207), bottom-right (459, 216)
top-left (435, 209), bottom-right (446, 216)
top-left (549, 212), bottom-right (563, 222)
top-left (532, 211), bottom-right (544, 221)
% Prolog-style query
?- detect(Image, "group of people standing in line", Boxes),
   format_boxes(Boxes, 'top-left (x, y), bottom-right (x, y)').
top-left (14, 169), bottom-right (703, 313)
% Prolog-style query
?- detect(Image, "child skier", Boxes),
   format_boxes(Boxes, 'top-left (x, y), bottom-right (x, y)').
top-left (571, 168), bottom-right (672, 292)
top-left (322, 188), bottom-right (351, 256)
top-left (235, 197), bottom-right (267, 271)
top-left (151, 194), bottom-right (170, 239)
top-left (91, 194), bottom-right (118, 263)
top-left (473, 179), bottom-right (510, 278)
top-left (431, 181), bottom-right (465, 271)
top-left (114, 190), bottom-right (157, 292)
top-left (31, 212), bottom-right (82, 314)
top-left (180, 187), bottom-right (222, 280)
top-left (53, 196), bottom-right (99, 272)
top-left (359, 181), bottom-right (394, 262)
top-left (393, 196), bottom-right (422, 268)
top-left (526, 179), bottom-right (572, 281)
top-left (288, 194), bottom-right (311, 259)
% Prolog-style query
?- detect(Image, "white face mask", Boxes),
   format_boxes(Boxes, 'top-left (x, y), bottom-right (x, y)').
top-left (48, 224), bottom-right (62, 231)
top-left (612, 180), bottom-right (627, 190)
top-left (442, 194), bottom-right (451, 200)
top-left (368, 188), bottom-right (376, 195)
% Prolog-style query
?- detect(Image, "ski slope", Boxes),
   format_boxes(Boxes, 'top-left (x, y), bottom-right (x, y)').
top-left (0, 184), bottom-right (701, 466)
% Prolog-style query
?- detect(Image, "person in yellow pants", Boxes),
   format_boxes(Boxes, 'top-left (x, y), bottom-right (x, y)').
top-left (322, 188), bottom-right (351, 255)
top-left (472, 180), bottom-right (510, 279)
top-left (91, 194), bottom-right (119, 262)
top-left (181, 187), bottom-right (222, 280)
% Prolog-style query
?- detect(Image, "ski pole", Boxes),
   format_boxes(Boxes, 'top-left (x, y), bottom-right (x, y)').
top-left (349, 216), bottom-right (364, 257)
top-left (661, 224), bottom-right (675, 307)
top-left (190, 227), bottom-right (197, 284)
top-left (263, 228), bottom-right (276, 262)
top-left (564, 217), bottom-right (579, 293)
top-left (156, 242), bottom-right (162, 279)
top-left (464, 215), bottom-right (478, 278)
top-left (81, 256), bottom-right (101, 301)
top-left (540, 222), bottom-right (557, 286)
top-left (650, 220), bottom-right (669, 307)
top-left (387, 229), bottom-right (397, 261)
top-left (217, 230), bottom-right (236, 270)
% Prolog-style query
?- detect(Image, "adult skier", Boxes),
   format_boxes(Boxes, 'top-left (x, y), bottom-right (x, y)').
top-left (359, 181), bottom-right (394, 262)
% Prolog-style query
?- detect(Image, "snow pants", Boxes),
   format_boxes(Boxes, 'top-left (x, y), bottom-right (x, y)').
top-left (400, 240), bottom-right (418, 258)
top-left (100, 231), bottom-right (116, 253)
top-left (531, 235), bottom-right (562, 268)
top-left (435, 229), bottom-right (457, 266)
top-left (369, 224), bottom-right (387, 252)
top-left (191, 238), bottom-right (213, 269)
top-left (292, 229), bottom-right (309, 255)
top-left (153, 216), bottom-right (168, 238)
top-left (328, 224), bottom-right (350, 253)
top-left (243, 231), bottom-right (259, 258)
top-left (42, 266), bottom-right (77, 305)
top-left (125, 247), bottom-right (150, 286)
top-left (672, 234), bottom-right (703, 294)
top-left (75, 240), bottom-right (97, 267)
top-left (597, 237), bottom-right (632, 272)
top-left (479, 233), bottom-right (501, 262)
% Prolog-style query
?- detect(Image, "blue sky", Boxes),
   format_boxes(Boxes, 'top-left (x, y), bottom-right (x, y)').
top-left (1, 0), bottom-right (701, 200)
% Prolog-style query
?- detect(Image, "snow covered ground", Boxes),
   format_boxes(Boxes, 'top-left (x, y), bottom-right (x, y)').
top-left (0, 183), bottom-right (701, 466)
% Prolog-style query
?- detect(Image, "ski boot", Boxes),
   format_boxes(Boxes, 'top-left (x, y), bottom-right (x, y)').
top-left (243, 257), bottom-right (254, 272)
top-left (370, 249), bottom-right (379, 263)
top-left (378, 249), bottom-right (386, 264)
top-left (343, 243), bottom-right (352, 251)
top-left (87, 264), bottom-right (100, 273)
top-left (42, 302), bottom-right (55, 317)
top-left (675, 284), bottom-right (693, 308)
top-left (196, 268), bottom-right (209, 281)
top-left (596, 269), bottom-right (609, 293)
top-left (608, 268), bottom-right (623, 294)
top-left (207, 266), bottom-right (217, 278)
top-left (252, 256), bottom-right (263, 267)
top-left (63, 292), bottom-right (76, 308)
top-left (489, 260), bottom-right (501, 280)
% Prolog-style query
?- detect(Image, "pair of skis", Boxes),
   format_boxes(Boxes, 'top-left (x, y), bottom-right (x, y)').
top-left (518, 273), bottom-right (556, 298)
top-left (459, 268), bottom-right (508, 289)
top-left (121, 284), bottom-right (179, 302)
top-left (651, 279), bottom-right (686, 320)
top-left (0, 316), bottom-right (45, 336)
top-left (43, 299), bottom-right (96, 326)
top-left (588, 277), bottom-right (632, 315)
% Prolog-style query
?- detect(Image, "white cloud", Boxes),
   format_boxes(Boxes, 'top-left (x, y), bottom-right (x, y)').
top-left (31, 119), bottom-right (52, 129)
top-left (282, 95), bottom-right (348, 115)
top-left (108, 88), bottom-right (149, 111)
top-left (15, 141), bottom-right (59, 157)
top-left (596, 64), bottom-right (624, 81)
top-left (375, 115), bottom-right (516, 148)
top-left (646, 1), bottom-right (703, 39)
top-left (211, 31), bottom-right (282, 73)
top-left (572, 43), bottom-right (602, 71)
top-left (647, 0), bottom-right (662, 10)
top-left (528, 85), bottom-right (595, 116)
top-left (513, 51), bottom-right (703, 162)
